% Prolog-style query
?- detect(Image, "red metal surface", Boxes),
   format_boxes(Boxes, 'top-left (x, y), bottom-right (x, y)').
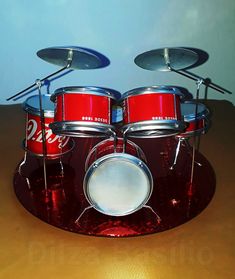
top-left (55, 93), bottom-right (111, 124)
top-left (185, 118), bottom-right (205, 133)
top-left (178, 119), bottom-right (206, 138)
top-left (26, 113), bottom-right (70, 156)
top-left (123, 93), bottom-right (181, 124)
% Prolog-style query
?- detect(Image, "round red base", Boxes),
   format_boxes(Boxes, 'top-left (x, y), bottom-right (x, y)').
top-left (14, 137), bottom-right (216, 237)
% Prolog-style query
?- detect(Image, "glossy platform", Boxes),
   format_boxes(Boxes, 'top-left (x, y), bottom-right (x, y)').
top-left (14, 137), bottom-right (215, 237)
top-left (0, 100), bottom-right (234, 278)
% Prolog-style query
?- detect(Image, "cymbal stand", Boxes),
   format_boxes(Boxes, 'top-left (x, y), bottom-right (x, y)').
top-left (36, 79), bottom-right (49, 196)
top-left (8, 52), bottom-right (74, 193)
top-left (163, 47), bottom-right (231, 95)
top-left (6, 50), bottom-right (73, 101)
top-left (164, 49), bottom-right (204, 180)
top-left (177, 69), bottom-right (232, 95)
top-left (188, 78), bottom-right (203, 192)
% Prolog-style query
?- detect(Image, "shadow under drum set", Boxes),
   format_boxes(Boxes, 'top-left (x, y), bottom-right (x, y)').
top-left (11, 46), bottom-right (217, 237)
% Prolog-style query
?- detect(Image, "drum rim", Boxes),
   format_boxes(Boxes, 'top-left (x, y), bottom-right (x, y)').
top-left (177, 128), bottom-right (206, 138)
top-left (49, 121), bottom-right (115, 137)
top-left (22, 138), bottom-right (75, 159)
top-left (83, 153), bottom-right (153, 216)
top-left (122, 120), bottom-right (186, 138)
top-left (50, 86), bottom-right (119, 102)
top-left (181, 101), bottom-right (210, 121)
top-left (121, 85), bottom-right (183, 100)
top-left (23, 94), bottom-right (54, 118)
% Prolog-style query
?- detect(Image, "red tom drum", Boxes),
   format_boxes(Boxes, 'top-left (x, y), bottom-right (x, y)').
top-left (50, 87), bottom-right (119, 137)
top-left (23, 94), bottom-right (72, 158)
top-left (178, 102), bottom-right (210, 138)
top-left (84, 138), bottom-right (153, 216)
top-left (121, 86), bottom-right (186, 138)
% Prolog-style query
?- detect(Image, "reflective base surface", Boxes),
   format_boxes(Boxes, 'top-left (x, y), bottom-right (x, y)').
top-left (14, 137), bottom-right (216, 237)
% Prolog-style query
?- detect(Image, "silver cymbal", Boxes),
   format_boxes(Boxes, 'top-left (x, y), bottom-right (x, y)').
top-left (37, 46), bottom-right (110, 70)
top-left (134, 47), bottom-right (199, 71)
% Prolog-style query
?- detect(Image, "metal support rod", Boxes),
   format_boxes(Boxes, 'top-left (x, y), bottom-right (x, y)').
top-left (143, 205), bottom-right (161, 224)
top-left (36, 80), bottom-right (48, 193)
top-left (18, 152), bottom-right (27, 176)
top-left (58, 136), bottom-right (65, 177)
top-left (184, 138), bottom-right (202, 167)
top-left (123, 132), bottom-right (127, 154)
top-left (18, 113), bottom-right (29, 178)
top-left (189, 79), bottom-right (203, 187)
top-left (170, 67), bottom-right (230, 94)
top-left (183, 69), bottom-right (232, 95)
top-left (165, 58), bottom-right (231, 95)
top-left (123, 127), bottom-right (131, 153)
top-left (170, 137), bottom-right (202, 169)
top-left (7, 57), bottom-right (73, 101)
top-left (18, 151), bottom-right (32, 190)
top-left (170, 138), bottom-right (183, 170)
top-left (59, 156), bottom-right (64, 177)
top-left (75, 205), bottom-right (93, 224)
top-left (109, 129), bottom-right (117, 153)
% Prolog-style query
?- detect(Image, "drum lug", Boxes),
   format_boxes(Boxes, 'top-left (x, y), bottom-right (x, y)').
top-left (138, 161), bottom-right (143, 168)
top-left (93, 163), bottom-right (98, 169)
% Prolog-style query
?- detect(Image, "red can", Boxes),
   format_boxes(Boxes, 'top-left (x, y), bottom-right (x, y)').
top-left (177, 102), bottom-right (210, 138)
top-left (50, 87), bottom-right (119, 137)
top-left (23, 94), bottom-right (72, 158)
top-left (121, 86), bottom-right (186, 138)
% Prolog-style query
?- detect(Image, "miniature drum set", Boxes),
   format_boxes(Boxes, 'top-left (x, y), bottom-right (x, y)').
top-left (10, 46), bottom-right (224, 237)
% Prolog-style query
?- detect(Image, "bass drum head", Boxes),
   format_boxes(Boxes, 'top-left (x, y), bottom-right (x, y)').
top-left (84, 153), bottom-right (153, 216)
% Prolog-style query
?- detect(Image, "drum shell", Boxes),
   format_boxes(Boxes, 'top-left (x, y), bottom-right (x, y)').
top-left (85, 137), bottom-right (147, 170)
top-left (25, 113), bottom-right (71, 157)
top-left (51, 87), bottom-right (116, 125)
top-left (122, 87), bottom-right (182, 124)
top-left (178, 102), bottom-right (210, 138)
top-left (22, 94), bottom-right (71, 158)
top-left (184, 118), bottom-right (205, 133)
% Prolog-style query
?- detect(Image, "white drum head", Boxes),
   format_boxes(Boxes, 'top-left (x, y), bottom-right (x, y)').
top-left (84, 153), bottom-right (153, 216)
